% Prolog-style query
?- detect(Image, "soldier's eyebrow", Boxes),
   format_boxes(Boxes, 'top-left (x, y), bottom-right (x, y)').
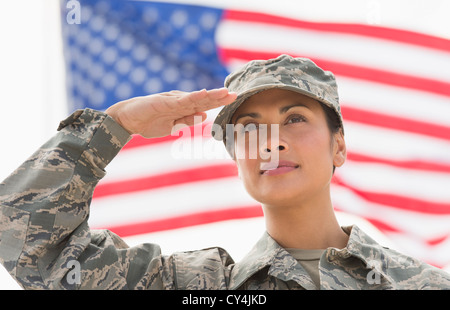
top-left (279, 103), bottom-right (311, 114)
top-left (233, 112), bottom-right (260, 124)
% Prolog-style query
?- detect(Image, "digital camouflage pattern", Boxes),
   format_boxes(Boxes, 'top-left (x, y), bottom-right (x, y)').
top-left (1, 108), bottom-right (450, 290)
top-left (212, 54), bottom-right (343, 153)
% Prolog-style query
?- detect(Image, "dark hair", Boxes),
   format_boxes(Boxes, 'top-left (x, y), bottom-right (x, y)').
top-left (321, 103), bottom-right (341, 135)
top-left (320, 103), bottom-right (343, 174)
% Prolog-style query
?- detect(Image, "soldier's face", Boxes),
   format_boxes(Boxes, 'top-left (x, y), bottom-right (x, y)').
top-left (231, 88), bottom-right (346, 207)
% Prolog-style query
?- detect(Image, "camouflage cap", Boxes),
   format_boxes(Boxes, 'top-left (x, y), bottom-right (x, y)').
top-left (211, 54), bottom-right (343, 146)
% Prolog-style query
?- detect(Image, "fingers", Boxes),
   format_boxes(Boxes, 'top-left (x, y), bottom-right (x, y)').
top-left (206, 87), bottom-right (232, 99)
top-left (204, 87), bottom-right (237, 102)
top-left (182, 87), bottom-right (237, 112)
top-left (172, 87), bottom-right (236, 129)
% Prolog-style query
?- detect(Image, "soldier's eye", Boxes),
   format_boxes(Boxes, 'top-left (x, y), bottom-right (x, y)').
top-left (286, 114), bottom-right (306, 124)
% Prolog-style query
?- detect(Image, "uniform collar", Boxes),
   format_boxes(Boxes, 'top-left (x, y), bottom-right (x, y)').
top-left (229, 231), bottom-right (284, 289)
top-left (229, 230), bottom-right (320, 289)
top-left (229, 225), bottom-right (392, 289)
top-left (343, 225), bottom-right (396, 282)
top-left (343, 225), bottom-right (389, 265)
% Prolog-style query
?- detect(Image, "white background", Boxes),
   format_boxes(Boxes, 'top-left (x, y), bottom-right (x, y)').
top-left (1, 0), bottom-right (449, 289)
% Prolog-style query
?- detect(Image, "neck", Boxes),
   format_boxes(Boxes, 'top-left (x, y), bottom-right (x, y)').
top-left (263, 189), bottom-right (349, 250)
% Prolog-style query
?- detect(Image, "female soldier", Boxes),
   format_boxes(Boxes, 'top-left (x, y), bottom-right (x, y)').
top-left (0, 54), bottom-right (449, 289)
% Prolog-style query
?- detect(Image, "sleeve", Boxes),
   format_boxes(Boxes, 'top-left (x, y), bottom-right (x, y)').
top-left (0, 108), bottom-right (176, 290)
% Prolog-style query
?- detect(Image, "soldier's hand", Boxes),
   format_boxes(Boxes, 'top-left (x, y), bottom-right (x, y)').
top-left (105, 88), bottom-right (237, 139)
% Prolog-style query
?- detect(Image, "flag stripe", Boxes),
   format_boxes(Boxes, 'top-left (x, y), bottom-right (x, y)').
top-left (97, 205), bottom-right (263, 237)
top-left (223, 9), bottom-right (450, 53)
top-left (90, 177), bottom-right (258, 229)
top-left (344, 121), bottom-right (450, 164)
top-left (93, 163), bottom-right (237, 198)
top-left (220, 48), bottom-right (450, 97)
top-left (346, 152), bottom-right (450, 174)
top-left (216, 17), bottom-right (450, 82)
top-left (339, 160), bottom-right (450, 202)
top-left (332, 176), bottom-right (450, 215)
top-left (341, 105), bottom-right (450, 141)
top-left (337, 76), bottom-right (450, 128)
top-left (123, 123), bottom-right (212, 150)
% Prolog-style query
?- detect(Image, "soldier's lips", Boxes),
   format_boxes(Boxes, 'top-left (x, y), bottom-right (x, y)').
top-left (260, 161), bottom-right (299, 176)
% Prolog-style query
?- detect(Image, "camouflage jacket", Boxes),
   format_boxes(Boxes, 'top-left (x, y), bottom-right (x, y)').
top-left (1, 108), bottom-right (449, 290)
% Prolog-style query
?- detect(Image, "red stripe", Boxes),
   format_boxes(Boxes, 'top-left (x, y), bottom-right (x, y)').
top-left (333, 207), bottom-right (401, 233)
top-left (123, 123), bottom-right (210, 150)
top-left (224, 9), bottom-right (450, 53)
top-left (124, 134), bottom-right (178, 149)
top-left (97, 205), bottom-right (263, 237)
top-left (332, 175), bottom-right (450, 215)
top-left (346, 152), bottom-right (450, 174)
top-left (364, 218), bottom-right (400, 233)
top-left (341, 105), bottom-right (450, 141)
top-left (427, 235), bottom-right (449, 246)
top-left (93, 163), bottom-right (238, 199)
top-left (219, 48), bottom-right (450, 98)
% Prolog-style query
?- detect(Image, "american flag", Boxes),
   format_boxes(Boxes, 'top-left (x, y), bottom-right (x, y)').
top-left (60, 0), bottom-right (450, 268)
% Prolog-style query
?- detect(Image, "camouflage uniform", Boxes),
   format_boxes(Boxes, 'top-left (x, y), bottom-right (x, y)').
top-left (1, 108), bottom-right (449, 290)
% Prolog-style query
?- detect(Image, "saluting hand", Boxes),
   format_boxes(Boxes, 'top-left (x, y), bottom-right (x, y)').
top-left (105, 88), bottom-right (237, 138)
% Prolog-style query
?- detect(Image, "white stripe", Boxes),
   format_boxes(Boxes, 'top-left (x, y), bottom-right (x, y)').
top-left (103, 137), bottom-right (233, 182)
top-left (216, 20), bottom-right (450, 82)
top-left (338, 76), bottom-right (450, 128)
top-left (90, 176), bottom-right (255, 227)
top-left (338, 160), bottom-right (450, 202)
top-left (344, 121), bottom-right (450, 164)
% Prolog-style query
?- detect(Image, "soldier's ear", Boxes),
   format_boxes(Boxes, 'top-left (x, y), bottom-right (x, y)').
top-left (332, 129), bottom-right (346, 168)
